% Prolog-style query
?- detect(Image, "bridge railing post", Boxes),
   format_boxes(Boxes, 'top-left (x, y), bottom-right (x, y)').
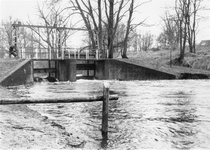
top-left (78, 51), bottom-right (80, 59)
top-left (96, 49), bottom-right (99, 60)
top-left (107, 50), bottom-right (109, 59)
top-left (86, 51), bottom-right (89, 59)
top-left (74, 50), bottom-right (76, 59)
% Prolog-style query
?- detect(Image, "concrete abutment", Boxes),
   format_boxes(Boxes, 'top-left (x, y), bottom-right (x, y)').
top-left (95, 59), bottom-right (176, 80)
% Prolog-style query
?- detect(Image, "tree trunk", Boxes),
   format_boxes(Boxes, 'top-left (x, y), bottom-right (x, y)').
top-left (98, 0), bottom-right (103, 58)
top-left (108, 0), bottom-right (114, 58)
top-left (122, 0), bottom-right (134, 59)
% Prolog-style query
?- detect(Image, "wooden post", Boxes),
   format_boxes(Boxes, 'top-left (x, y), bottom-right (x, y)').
top-left (102, 82), bottom-right (109, 138)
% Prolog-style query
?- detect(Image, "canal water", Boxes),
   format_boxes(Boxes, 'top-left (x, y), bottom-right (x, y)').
top-left (10, 79), bottom-right (210, 149)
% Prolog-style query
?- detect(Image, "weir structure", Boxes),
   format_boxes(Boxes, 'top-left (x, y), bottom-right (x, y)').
top-left (0, 22), bottom-right (178, 147)
top-left (9, 22), bottom-right (176, 82)
top-left (11, 22), bottom-right (105, 81)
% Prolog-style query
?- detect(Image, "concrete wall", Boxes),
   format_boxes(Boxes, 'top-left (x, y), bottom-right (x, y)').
top-left (0, 59), bottom-right (33, 86)
top-left (95, 59), bottom-right (176, 80)
top-left (57, 60), bottom-right (76, 82)
top-left (0, 58), bottom-right (176, 87)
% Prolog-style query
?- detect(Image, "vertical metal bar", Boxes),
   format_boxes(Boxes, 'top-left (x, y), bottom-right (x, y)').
top-left (48, 60), bottom-right (51, 77)
top-left (74, 50), bottom-right (76, 59)
top-left (96, 49), bottom-right (99, 60)
top-left (31, 30), bottom-right (34, 59)
top-left (78, 49), bottom-right (80, 59)
top-left (86, 51), bottom-right (88, 60)
top-left (107, 50), bottom-right (109, 59)
top-left (38, 28), bottom-right (41, 59)
top-left (87, 60), bottom-right (89, 77)
top-left (14, 26), bottom-right (18, 58)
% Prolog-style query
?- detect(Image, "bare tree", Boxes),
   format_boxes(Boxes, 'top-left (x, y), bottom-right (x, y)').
top-left (0, 17), bottom-right (36, 58)
top-left (175, 0), bottom-right (189, 63)
top-left (1, 17), bottom-right (14, 50)
top-left (26, 2), bottom-right (74, 58)
top-left (108, 0), bottom-right (114, 58)
top-left (187, 0), bottom-right (205, 53)
top-left (98, 0), bottom-right (103, 57)
top-left (70, 0), bottom-right (98, 52)
top-left (121, 0), bottom-right (134, 58)
top-left (51, 0), bottom-right (151, 58)
top-left (141, 32), bottom-right (154, 51)
top-left (158, 12), bottom-right (179, 50)
top-left (174, 0), bottom-right (207, 63)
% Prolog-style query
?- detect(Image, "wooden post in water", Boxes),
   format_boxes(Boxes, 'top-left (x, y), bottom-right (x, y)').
top-left (102, 82), bottom-right (110, 138)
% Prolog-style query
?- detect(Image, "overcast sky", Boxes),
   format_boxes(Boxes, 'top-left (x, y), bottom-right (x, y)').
top-left (0, 0), bottom-right (209, 46)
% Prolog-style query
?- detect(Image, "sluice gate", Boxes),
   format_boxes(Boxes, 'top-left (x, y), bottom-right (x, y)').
top-left (33, 59), bottom-right (97, 82)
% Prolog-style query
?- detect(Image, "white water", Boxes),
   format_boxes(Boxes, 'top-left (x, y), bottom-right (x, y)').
top-left (12, 79), bottom-right (210, 149)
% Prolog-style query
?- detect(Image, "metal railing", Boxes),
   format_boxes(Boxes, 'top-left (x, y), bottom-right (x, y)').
top-left (18, 47), bottom-right (101, 60)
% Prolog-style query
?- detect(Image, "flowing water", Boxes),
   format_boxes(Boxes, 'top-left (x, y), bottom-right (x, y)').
top-left (11, 80), bottom-right (210, 149)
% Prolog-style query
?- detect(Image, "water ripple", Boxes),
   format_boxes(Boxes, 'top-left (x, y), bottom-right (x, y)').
top-left (10, 80), bottom-right (210, 149)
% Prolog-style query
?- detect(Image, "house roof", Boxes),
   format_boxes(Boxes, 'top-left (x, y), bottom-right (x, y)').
top-left (199, 40), bottom-right (210, 46)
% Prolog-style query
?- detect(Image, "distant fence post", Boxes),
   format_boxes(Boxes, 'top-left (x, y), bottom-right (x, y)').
top-left (102, 82), bottom-right (110, 138)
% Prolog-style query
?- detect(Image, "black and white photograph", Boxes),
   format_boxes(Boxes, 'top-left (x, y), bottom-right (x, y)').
top-left (0, 0), bottom-right (210, 149)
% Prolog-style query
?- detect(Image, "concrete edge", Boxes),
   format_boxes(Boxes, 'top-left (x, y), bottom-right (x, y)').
top-left (114, 59), bottom-right (177, 76)
top-left (0, 59), bottom-right (34, 86)
top-left (115, 59), bottom-right (210, 79)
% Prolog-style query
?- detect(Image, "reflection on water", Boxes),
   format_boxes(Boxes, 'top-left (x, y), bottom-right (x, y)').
top-left (12, 80), bottom-right (210, 149)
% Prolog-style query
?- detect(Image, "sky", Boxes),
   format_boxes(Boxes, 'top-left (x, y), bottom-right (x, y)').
top-left (0, 0), bottom-right (210, 46)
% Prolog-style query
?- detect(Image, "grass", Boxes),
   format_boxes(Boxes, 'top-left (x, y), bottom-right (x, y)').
top-left (119, 47), bottom-right (210, 75)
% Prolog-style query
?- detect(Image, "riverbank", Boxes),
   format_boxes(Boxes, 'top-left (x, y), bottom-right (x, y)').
top-left (0, 86), bottom-right (87, 150)
top-left (0, 59), bottom-right (87, 149)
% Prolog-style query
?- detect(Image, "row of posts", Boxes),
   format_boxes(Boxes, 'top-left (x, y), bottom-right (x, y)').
top-left (17, 48), bottom-right (111, 60)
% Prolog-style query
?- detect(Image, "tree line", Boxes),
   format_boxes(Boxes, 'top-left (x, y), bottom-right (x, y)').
top-left (157, 0), bottom-right (208, 64)
top-left (0, 0), bottom-right (152, 58)
top-left (0, 0), bottom-right (208, 62)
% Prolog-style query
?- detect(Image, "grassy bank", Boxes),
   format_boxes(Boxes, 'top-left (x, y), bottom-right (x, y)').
top-left (121, 48), bottom-right (210, 77)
